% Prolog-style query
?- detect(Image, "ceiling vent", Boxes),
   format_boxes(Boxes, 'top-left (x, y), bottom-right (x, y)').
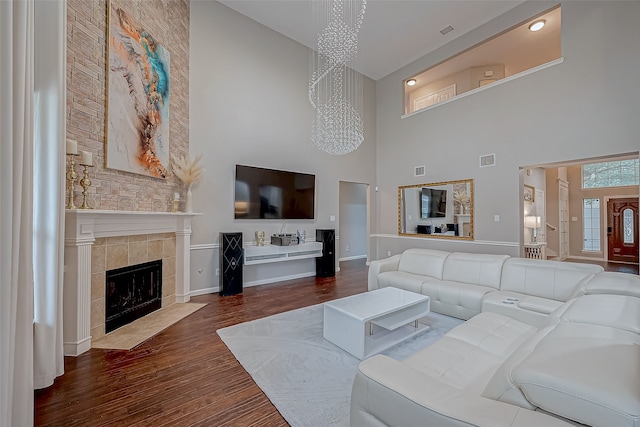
top-left (414, 165), bottom-right (426, 177)
top-left (479, 154), bottom-right (496, 168)
top-left (440, 26), bottom-right (454, 36)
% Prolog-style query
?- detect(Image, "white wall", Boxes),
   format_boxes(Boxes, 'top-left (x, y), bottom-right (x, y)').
top-left (372, 1), bottom-right (640, 260)
top-left (339, 181), bottom-right (368, 261)
top-left (188, 1), bottom-right (377, 294)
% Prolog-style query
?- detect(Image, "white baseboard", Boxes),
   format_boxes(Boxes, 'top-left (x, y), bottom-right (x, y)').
top-left (567, 255), bottom-right (605, 262)
top-left (339, 254), bottom-right (367, 262)
top-left (189, 268), bottom-right (346, 296)
top-left (371, 234), bottom-right (518, 247)
top-left (244, 271), bottom-right (317, 287)
top-left (190, 287), bottom-right (218, 296)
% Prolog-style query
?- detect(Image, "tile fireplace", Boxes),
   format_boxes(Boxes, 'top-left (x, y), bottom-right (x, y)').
top-left (63, 210), bottom-right (200, 356)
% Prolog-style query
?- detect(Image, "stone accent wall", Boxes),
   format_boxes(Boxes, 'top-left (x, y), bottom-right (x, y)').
top-left (67, 0), bottom-right (190, 211)
top-left (90, 233), bottom-right (176, 339)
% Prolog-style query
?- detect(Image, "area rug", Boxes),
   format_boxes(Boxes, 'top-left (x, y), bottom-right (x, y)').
top-left (217, 303), bottom-right (463, 426)
top-left (92, 302), bottom-right (207, 350)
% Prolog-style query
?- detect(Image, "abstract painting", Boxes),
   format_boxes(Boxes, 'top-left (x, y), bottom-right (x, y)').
top-left (107, 4), bottom-right (170, 178)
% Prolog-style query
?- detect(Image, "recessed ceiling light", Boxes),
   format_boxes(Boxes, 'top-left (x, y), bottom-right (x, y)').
top-left (406, 79), bottom-right (416, 86)
top-left (528, 19), bottom-right (546, 32)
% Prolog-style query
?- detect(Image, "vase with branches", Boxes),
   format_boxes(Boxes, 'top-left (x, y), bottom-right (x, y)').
top-left (453, 190), bottom-right (469, 215)
top-left (172, 154), bottom-right (205, 212)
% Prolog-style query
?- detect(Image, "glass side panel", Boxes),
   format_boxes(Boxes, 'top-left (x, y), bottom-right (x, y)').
top-left (624, 208), bottom-right (634, 244)
top-left (583, 198), bottom-right (601, 251)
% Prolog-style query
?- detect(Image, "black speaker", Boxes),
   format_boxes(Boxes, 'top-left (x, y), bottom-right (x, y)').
top-left (417, 225), bottom-right (431, 234)
top-left (219, 232), bottom-right (243, 296)
top-left (316, 229), bottom-right (335, 278)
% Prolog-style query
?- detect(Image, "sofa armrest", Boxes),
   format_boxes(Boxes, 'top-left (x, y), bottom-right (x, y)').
top-left (570, 271), bottom-right (640, 299)
top-left (367, 255), bottom-right (401, 291)
top-left (517, 296), bottom-right (563, 315)
top-left (351, 355), bottom-right (575, 427)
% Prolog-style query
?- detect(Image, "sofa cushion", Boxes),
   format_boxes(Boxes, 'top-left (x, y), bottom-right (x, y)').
top-left (397, 248), bottom-right (450, 279)
top-left (482, 325), bottom-right (555, 409)
top-left (500, 258), bottom-right (602, 302)
top-left (512, 322), bottom-right (640, 427)
top-left (378, 271), bottom-right (426, 294)
top-left (352, 354), bottom-right (579, 427)
top-left (570, 271), bottom-right (640, 299)
top-left (442, 252), bottom-right (509, 289)
top-left (403, 312), bottom-right (537, 394)
top-left (421, 278), bottom-right (495, 320)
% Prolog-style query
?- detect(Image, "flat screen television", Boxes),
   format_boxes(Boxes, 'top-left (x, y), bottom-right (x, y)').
top-left (234, 165), bottom-right (315, 220)
top-left (420, 188), bottom-right (447, 218)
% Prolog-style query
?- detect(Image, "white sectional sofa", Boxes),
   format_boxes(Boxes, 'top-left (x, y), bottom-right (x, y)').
top-left (352, 249), bottom-right (640, 427)
top-left (369, 248), bottom-right (603, 325)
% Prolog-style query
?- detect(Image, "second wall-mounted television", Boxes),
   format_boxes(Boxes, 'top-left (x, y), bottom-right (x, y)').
top-left (234, 165), bottom-right (315, 220)
top-left (420, 188), bottom-right (447, 218)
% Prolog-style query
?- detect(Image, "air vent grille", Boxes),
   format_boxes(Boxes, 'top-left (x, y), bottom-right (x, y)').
top-left (440, 26), bottom-right (454, 35)
top-left (479, 154), bottom-right (496, 168)
top-left (414, 165), bottom-right (426, 176)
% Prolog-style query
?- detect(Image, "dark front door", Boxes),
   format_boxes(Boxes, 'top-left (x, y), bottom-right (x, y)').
top-left (607, 198), bottom-right (639, 264)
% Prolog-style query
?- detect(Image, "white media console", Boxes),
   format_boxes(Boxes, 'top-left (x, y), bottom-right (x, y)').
top-left (243, 241), bottom-right (323, 266)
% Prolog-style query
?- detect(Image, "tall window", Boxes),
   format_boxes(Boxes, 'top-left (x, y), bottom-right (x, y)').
top-left (582, 159), bottom-right (639, 189)
top-left (583, 198), bottom-right (601, 251)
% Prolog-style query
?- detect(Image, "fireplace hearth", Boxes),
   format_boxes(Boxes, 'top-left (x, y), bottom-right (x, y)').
top-left (105, 260), bottom-right (162, 333)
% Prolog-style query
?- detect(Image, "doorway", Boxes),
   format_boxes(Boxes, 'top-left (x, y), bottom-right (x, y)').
top-left (607, 197), bottom-right (639, 264)
top-left (520, 153), bottom-right (639, 267)
top-left (338, 181), bottom-right (369, 263)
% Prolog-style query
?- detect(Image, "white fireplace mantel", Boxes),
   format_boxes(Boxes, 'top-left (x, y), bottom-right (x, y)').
top-left (63, 209), bottom-right (201, 356)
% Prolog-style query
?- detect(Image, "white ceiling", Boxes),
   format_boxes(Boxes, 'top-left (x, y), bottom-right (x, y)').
top-left (216, 0), bottom-right (526, 81)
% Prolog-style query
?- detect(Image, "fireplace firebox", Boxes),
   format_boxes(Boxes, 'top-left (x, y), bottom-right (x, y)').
top-left (105, 260), bottom-right (162, 333)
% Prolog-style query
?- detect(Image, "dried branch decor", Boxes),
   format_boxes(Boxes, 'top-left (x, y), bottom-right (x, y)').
top-left (453, 190), bottom-right (469, 205)
top-left (172, 154), bottom-right (205, 212)
top-left (172, 154), bottom-right (205, 187)
top-left (453, 190), bottom-right (470, 215)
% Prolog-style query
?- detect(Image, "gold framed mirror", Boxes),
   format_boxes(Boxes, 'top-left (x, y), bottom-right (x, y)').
top-left (398, 179), bottom-right (474, 240)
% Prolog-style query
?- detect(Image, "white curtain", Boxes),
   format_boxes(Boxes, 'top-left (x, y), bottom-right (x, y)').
top-left (33, 0), bottom-right (66, 389)
top-left (0, 1), bottom-right (36, 426)
top-left (1, 0), bottom-right (66, 424)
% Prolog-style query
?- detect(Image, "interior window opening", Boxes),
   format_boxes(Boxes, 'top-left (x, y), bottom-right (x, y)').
top-left (403, 6), bottom-right (561, 115)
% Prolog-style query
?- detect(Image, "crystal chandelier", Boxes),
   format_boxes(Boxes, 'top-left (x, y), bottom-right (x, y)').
top-left (309, 0), bottom-right (367, 155)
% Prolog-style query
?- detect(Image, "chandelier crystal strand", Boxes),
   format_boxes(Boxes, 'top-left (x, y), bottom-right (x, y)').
top-left (309, 0), bottom-right (366, 155)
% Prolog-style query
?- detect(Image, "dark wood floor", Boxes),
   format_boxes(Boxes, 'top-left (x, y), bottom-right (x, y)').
top-left (34, 256), bottom-right (637, 426)
top-left (35, 259), bottom-right (369, 427)
top-left (565, 258), bottom-right (639, 274)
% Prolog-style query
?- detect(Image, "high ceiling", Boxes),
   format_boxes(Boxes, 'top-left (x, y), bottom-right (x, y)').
top-left (216, 0), bottom-right (526, 81)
